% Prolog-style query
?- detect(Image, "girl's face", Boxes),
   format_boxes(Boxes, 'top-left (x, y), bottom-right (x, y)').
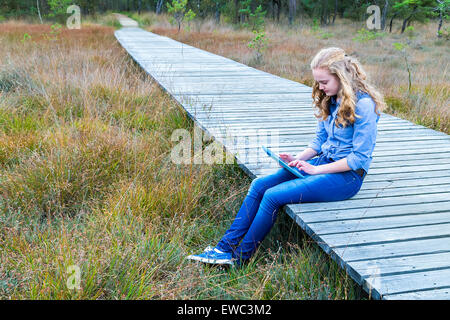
top-left (312, 68), bottom-right (341, 97)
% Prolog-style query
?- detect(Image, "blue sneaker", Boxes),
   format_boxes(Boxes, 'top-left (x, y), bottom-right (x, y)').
top-left (186, 247), bottom-right (234, 265)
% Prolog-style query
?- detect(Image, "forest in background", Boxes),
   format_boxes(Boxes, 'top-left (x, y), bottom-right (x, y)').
top-left (1, 0), bottom-right (448, 36)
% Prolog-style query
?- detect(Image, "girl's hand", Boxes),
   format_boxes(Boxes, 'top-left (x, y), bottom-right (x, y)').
top-left (278, 153), bottom-right (295, 164)
top-left (288, 159), bottom-right (320, 175)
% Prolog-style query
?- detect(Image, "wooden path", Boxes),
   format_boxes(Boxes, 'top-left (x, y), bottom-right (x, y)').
top-left (114, 20), bottom-right (450, 300)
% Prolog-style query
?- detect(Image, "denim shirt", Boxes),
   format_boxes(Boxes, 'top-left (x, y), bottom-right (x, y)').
top-left (307, 91), bottom-right (380, 173)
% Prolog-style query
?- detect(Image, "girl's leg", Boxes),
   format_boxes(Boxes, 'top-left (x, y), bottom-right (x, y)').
top-left (216, 167), bottom-right (299, 253)
top-left (231, 170), bottom-right (363, 261)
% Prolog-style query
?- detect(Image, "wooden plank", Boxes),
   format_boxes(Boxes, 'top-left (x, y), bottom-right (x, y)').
top-left (384, 287), bottom-right (450, 300)
top-left (288, 193), bottom-right (450, 215)
top-left (191, 114), bottom-right (406, 123)
top-left (309, 211), bottom-right (450, 235)
top-left (333, 237), bottom-right (450, 262)
top-left (293, 201), bottom-right (450, 223)
top-left (174, 92), bottom-right (313, 100)
top-left (345, 183), bottom-right (450, 198)
top-left (363, 268), bottom-right (450, 299)
top-left (199, 119), bottom-right (425, 129)
top-left (334, 251), bottom-right (450, 293)
top-left (192, 111), bottom-right (406, 120)
top-left (356, 177), bottom-right (450, 189)
top-left (318, 223), bottom-right (450, 248)
top-left (208, 127), bottom-right (443, 138)
top-left (349, 252), bottom-right (450, 280)
top-left (159, 78), bottom-right (303, 86)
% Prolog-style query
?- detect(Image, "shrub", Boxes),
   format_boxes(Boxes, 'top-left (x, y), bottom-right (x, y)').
top-left (248, 30), bottom-right (268, 65)
top-left (166, 0), bottom-right (196, 32)
top-left (352, 28), bottom-right (385, 42)
top-left (404, 25), bottom-right (415, 39)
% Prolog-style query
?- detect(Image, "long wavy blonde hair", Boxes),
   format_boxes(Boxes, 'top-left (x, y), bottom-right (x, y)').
top-left (310, 47), bottom-right (386, 128)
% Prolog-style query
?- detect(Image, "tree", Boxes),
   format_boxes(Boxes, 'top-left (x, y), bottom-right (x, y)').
top-left (332, 0), bottom-right (338, 25)
top-left (213, 0), bottom-right (226, 24)
top-left (381, 0), bottom-right (389, 30)
top-left (166, 0), bottom-right (196, 32)
top-left (239, 0), bottom-right (252, 24)
top-left (156, 0), bottom-right (164, 14)
top-left (288, 0), bottom-right (297, 25)
top-left (47, 0), bottom-right (72, 22)
top-left (393, 0), bottom-right (436, 33)
top-left (433, 0), bottom-right (450, 37)
top-left (272, 0), bottom-right (281, 22)
top-left (37, 0), bottom-right (43, 23)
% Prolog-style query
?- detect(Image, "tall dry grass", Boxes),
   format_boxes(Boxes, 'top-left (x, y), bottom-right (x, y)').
top-left (0, 20), bottom-right (362, 299)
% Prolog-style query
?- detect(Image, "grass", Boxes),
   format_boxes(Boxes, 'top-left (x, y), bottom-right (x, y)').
top-left (0, 19), bottom-right (363, 299)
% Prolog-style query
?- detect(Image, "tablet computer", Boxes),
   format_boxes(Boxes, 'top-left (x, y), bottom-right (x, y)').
top-left (261, 145), bottom-right (305, 178)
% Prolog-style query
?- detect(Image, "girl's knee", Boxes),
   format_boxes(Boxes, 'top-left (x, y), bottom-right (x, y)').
top-left (249, 169), bottom-right (290, 195)
top-left (262, 188), bottom-right (282, 208)
top-left (248, 177), bottom-right (265, 196)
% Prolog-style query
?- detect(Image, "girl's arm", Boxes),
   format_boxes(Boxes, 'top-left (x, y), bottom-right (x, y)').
top-left (294, 147), bottom-right (318, 161)
top-left (314, 157), bottom-right (352, 174)
top-left (289, 157), bottom-right (352, 175)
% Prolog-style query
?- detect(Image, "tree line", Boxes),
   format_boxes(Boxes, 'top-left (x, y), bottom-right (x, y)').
top-left (1, 0), bottom-right (448, 34)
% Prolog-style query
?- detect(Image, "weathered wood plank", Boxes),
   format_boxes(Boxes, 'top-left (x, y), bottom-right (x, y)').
top-left (349, 252), bottom-right (450, 280)
top-left (319, 223), bottom-right (450, 248)
top-left (333, 237), bottom-right (450, 262)
top-left (289, 193), bottom-right (450, 215)
top-left (384, 287), bottom-right (450, 300)
top-left (310, 211), bottom-right (450, 235)
top-left (208, 127), bottom-right (444, 138)
top-left (364, 268), bottom-right (450, 299)
top-left (292, 200), bottom-right (450, 224)
top-left (199, 119), bottom-right (427, 129)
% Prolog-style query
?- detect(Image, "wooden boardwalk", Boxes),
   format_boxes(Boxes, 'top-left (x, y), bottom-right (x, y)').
top-left (114, 21), bottom-right (450, 299)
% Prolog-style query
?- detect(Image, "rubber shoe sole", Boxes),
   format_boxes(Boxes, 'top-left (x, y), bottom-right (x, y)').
top-left (186, 252), bottom-right (234, 265)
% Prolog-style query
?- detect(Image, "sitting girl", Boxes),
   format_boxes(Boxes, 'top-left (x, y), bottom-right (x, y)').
top-left (187, 47), bottom-right (386, 266)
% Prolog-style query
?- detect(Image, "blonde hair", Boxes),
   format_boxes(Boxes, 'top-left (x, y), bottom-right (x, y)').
top-left (310, 47), bottom-right (386, 128)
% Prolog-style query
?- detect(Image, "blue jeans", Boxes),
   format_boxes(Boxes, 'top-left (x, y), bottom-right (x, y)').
top-left (216, 153), bottom-right (364, 261)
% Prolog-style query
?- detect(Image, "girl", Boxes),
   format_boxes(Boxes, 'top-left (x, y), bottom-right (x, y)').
top-left (187, 47), bottom-right (386, 266)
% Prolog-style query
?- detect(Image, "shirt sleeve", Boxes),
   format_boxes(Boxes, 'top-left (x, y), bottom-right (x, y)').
top-left (346, 98), bottom-right (379, 171)
top-left (308, 119), bottom-right (328, 153)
